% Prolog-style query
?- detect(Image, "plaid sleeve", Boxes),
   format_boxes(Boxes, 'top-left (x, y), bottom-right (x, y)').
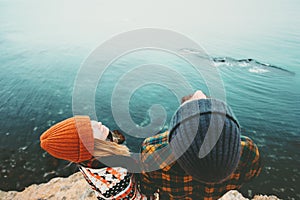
top-left (239, 136), bottom-right (262, 182)
top-left (139, 171), bottom-right (159, 196)
top-left (139, 132), bottom-right (169, 196)
top-left (139, 137), bottom-right (158, 195)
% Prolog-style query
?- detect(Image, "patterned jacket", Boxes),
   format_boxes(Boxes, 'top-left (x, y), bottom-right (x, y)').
top-left (78, 159), bottom-right (148, 200)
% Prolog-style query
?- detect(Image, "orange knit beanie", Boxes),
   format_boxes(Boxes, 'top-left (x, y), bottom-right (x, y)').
top-left (40, 116), bottom-right (94, 163)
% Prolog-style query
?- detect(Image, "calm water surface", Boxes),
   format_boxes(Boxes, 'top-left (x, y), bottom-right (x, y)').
top-left (0, 1), bottom-right (299, 199)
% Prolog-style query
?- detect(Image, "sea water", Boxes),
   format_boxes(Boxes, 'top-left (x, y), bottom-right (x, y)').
top-left (0, 0), bottom-right (299, 199)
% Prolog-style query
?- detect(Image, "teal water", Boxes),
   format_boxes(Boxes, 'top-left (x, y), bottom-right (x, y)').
top-left (0, 0), bottom-right (299, 199)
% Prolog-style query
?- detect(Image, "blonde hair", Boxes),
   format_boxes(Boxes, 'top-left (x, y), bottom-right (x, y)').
top-left (93, 138), bottom-right (130, 158)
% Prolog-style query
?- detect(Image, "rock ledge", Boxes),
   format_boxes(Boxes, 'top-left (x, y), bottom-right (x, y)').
top-left (0, 172), bottom-right (280, 200)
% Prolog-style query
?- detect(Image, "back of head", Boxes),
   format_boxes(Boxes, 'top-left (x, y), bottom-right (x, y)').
top-left (169, 98), bottom-right (241, 183)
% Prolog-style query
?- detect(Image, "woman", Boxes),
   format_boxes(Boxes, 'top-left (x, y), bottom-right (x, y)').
top-left (40, 116), bottom-right (151, 200)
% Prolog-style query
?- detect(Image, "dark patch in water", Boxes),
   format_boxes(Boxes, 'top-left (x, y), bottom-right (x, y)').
top-left (213, 56), bottom-right (296, 75)
top-left (179, 48), bottom-right (295, 75)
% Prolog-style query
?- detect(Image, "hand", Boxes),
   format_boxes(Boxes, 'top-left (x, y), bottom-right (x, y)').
top-left (181, 90), bottom-right (207, 104)
top-left (111, 130), bottom-right (126, 144)
top-left (190, 90), bottom-right (207, 100)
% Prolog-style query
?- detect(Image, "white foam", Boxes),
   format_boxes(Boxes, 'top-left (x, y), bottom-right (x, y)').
top-left (249, 67), bottom-right (269, 74)
top-left (58, 109), bottom-right (63, 115)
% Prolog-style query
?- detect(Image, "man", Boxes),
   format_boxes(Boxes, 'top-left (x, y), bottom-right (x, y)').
top-left (140, 90), bottom-right (261, 200)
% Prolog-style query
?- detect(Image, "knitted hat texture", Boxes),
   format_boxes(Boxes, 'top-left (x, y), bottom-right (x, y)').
top-left (40, 116), bottom-right (94, 163)
top-left (169, 98), bottom-right (241, 183)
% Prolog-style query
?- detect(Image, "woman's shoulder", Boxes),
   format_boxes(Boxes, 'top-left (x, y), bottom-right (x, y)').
top-left (79, 165), bottom-right (133, 198)
top-left (79, 165), bottom-right (131, 180)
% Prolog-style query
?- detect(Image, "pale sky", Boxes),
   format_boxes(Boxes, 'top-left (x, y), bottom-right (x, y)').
top-left (1, 0), bottom-right (299, 57)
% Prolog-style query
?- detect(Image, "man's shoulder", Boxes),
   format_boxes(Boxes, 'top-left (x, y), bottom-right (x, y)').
top-left (241, 135), bottom-right (254, 143)
top-left (238, 135), bottom-right (261, 177)
top-left (240, 135), bottom-right (260, 161)
top-left (141, 131), bottom-right (170, 152)
top-left (141, 131), bottom-right (175, 170)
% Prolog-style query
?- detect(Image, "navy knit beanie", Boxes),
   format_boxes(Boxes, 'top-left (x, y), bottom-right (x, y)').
top-left (169, 98), bottom-right (241, 183)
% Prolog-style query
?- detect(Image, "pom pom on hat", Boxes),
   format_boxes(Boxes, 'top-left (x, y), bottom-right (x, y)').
top-left (40, 116), bottom-right (94, 163)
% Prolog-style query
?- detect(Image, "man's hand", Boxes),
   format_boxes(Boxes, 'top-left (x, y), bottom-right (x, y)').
top-left (190, 90), bottom-right (207, 100)
top-left (181, 90), bottom-right (207, 104)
